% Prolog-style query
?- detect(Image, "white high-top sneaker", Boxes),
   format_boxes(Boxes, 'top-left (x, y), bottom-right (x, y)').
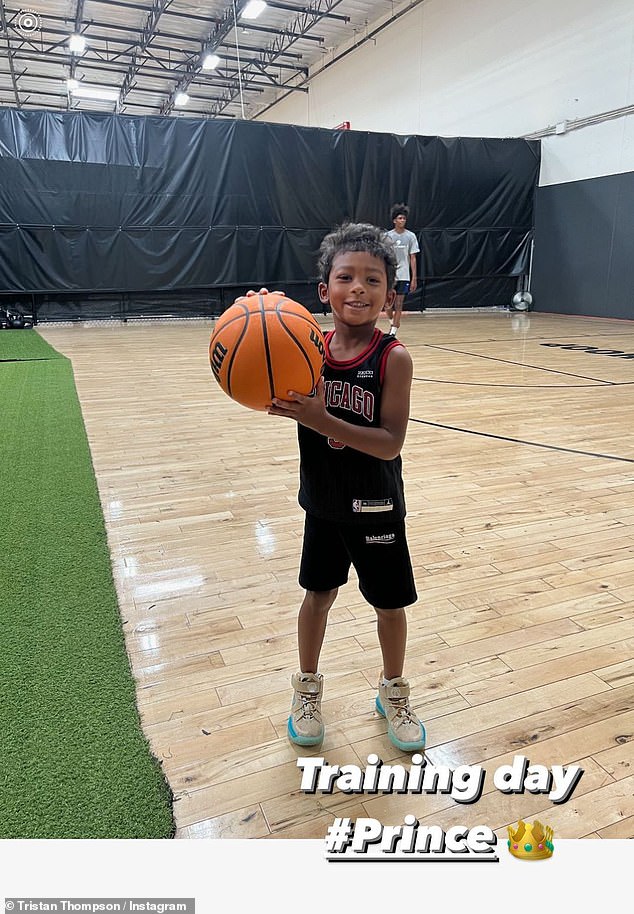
top-left (376, 675), bottom-right (426, 752)
top-left (287, 672), bottom-right (324, 746)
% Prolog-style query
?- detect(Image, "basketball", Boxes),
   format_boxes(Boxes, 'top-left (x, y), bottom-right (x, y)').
top-left (209, 292), bottom-right (325, 411)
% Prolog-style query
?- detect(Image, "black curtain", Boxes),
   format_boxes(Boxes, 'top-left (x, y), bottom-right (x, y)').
top-left (0, 109), bottom-right (540, 318)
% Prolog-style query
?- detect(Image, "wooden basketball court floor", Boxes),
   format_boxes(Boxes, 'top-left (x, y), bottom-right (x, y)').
top-left (38, 310), bottom-right (634, 840)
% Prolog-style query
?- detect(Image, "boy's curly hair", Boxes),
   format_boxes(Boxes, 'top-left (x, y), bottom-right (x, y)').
top-left (390, 202), bottom-right (409, 221)
top-left (318, 222), bottom-right (397, 290)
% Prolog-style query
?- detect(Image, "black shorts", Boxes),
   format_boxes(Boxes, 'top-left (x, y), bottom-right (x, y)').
top-left (394, 280), bottom-right (411, 296)
top-left (299, 513), bottom-right (417, 610)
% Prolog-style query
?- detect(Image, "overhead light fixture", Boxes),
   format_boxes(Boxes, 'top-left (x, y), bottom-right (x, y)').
top-left (66, 78), bottom-right (79, 91)
top-left (68, 33), bottom-right (86, 55)
top-left (202, 53), bottom-right (221, 71)
top-left (241, 0), bottom-right (267, 20)
top-left (69, 84), bottom-right (120, 102)
top-left (174, 92), bottom-right (189, 106)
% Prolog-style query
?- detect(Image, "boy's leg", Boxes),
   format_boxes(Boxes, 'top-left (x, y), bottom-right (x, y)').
top-left (339, 521), bottom-right (425, 750)
top-left (374, 608), bottom-right (425, 752)
top-left (375, 606), bottom-right (407, 680)
top-left (288, 591), bottom-right (337, 747)
top-left (289, 515), bottom-right (350, 746)
top-left (298, 588), bottom-right (338, 673)
top-left (390, 294), bottom-right (405, 332)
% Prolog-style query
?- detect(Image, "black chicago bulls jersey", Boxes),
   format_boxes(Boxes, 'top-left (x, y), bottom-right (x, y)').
top-left (297, 328), bottom-right (407, 524)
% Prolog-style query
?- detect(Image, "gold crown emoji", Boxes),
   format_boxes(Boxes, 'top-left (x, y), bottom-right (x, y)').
top-left (507, 820), bottom-right (554, 860)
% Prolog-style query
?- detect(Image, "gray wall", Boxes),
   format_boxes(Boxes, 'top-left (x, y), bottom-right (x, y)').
top-left (532, 172), bottom-right (634, 320)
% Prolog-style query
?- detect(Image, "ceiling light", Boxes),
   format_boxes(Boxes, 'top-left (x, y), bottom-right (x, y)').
top-left (70, 85), bottom-right (120, 102)
top-left (174, 92), bottom-right (189, 106)
top-left (202, 53), bottom-right (221, 71)
top-left (68, 34), bottom-right (86, 55)
top-left (66, 78), bottom-right (79, 91)
top-left (241, 0), bottom-right (267, 20)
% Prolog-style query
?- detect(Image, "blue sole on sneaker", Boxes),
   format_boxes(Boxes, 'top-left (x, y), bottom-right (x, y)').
top-left (375, 695), bottom-right (426, 752)
top-left (287, 716), bottom-right (324, 747)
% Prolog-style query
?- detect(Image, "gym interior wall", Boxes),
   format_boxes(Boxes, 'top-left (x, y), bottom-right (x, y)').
top-left (531, 170), bottom-right (634, 320)
top-left (0, 109), bottom-right (540, 321)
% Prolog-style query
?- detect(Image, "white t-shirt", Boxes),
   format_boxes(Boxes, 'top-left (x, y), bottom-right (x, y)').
top-left (387, 228), bottom-right (420, 282)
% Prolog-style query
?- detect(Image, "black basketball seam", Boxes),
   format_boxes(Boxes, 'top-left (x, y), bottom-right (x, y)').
top-left (213, 301), bottom-right (320, 333)
top-left (220, 301), bottom-right (250, 398)
top-left (259, 294), bottom-right (276, 402)
top-left (275, 308), bottom-right (322, 331)
top-left (211, 312), bottom-right (250, 333)
top-left (277, 297), bottom-right (324, 339)
top-left (274, 299), bottom-right (323, 340)
top-left (275, 303), bottom-right (323, 391)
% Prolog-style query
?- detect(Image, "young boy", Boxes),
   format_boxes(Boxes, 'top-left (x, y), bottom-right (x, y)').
top-left (267, 222), bottom-right (426, 753)
top-left (385, 203), bottom-right (420, 336)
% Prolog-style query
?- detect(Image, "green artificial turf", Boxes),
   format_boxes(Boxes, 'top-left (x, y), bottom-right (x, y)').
top-left (0, 331), bottom-right (175, 837)
top-left (0, 328), bottom-right (64, 362)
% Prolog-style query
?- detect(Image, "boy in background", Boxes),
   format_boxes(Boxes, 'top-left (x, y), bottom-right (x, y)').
top-left (385, 203), bottom-right (420, 336)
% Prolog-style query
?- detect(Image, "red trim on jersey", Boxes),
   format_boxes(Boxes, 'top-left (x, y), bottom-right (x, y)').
top-left (379, 339), bottom-right (404, 384)
top-left (324, 328), bottom-right (384, 370)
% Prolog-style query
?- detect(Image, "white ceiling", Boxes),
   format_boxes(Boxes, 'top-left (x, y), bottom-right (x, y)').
top-left (0, 0), bottom-right (400, 119)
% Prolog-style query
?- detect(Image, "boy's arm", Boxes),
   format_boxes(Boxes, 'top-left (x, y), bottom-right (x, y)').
top-left (409, 234), bottom-right (419, 291)
top-left (268, 345), bottom-right (413, 461)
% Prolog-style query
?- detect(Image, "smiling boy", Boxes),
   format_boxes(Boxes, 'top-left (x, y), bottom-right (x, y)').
top-left (267, 222), bottom-right (426, 753)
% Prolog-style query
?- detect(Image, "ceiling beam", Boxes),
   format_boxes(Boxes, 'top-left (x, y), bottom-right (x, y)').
top-left (266, 1), bottom-right (349, 22)
top-left (7, 10), bottom-right (308, 67)
top-left (0, 0), bottom-right (334, 117)
top-left (69, 0), bottom-right (87, 79)
top-left (0, 0), bottom-right (21, 107)
top-left (119, 0), bottom-right (174, 104)
top-left (4, 20), bottom-right (188, 58)
top-left (7, 41), bottom-right (307, 78)
top-left (210, 0), bottom-right (343, 116)
top-left (234, 21), bottom-right (324, 41)
top-left (70, 0), bottom-right (221, 27)
top-left (8, 53), bottom-right (283, 93)
top-left (159, 0), bottom-right (252, 116)
top-left (3, 12), bottom-right (308, 63)
top-left (74, 0), bottom-right (86, 31)
top-left (0, 90), bottom-right (237, 117)
top-left (3, 9), bottom-right (208, 47)
top-left (2, 11), bottom-right (306, 68)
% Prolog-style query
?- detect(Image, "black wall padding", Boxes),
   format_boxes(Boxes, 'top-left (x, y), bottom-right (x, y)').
top-left (0, 109), bottom-right (540, 312)
top-left (532, 172), bottom-right (634, 320)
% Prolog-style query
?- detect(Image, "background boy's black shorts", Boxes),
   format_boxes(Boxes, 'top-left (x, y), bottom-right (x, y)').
top-left (394, 280), bottom-right (411, 295)
top-left (299, 513), bottom-right (417, 610)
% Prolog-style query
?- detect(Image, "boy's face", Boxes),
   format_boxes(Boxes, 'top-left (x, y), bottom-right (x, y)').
top-left (393, 213), bottom-right (407, 230)
top-left (319, 251), bottom-right (395, 326)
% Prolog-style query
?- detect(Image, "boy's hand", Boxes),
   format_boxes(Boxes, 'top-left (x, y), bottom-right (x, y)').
top-left (268, 378), bottom-right (328, 434)
top-left (245, 287), bottom-right (286, 297)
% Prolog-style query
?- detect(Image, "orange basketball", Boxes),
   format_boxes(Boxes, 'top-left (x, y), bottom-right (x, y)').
top-left (209, 292), bottom-right (325, 411)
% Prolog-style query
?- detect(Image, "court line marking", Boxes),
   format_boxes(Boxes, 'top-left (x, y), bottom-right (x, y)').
top-left (421, 344), bottom-right (616, 383)
top-left (412, 377), bottom-right (618, 388)
top-left (404, 331), bottom-right (634, 347)
top-left (408, 418), bottom-right (634, 465)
